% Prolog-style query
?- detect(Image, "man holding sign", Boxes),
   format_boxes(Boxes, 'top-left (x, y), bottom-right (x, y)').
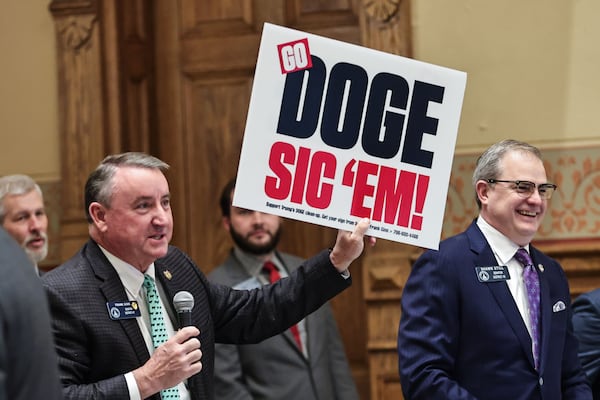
top-left (42, 152), bottom-right (373, 400)
top-left (398, 140), bottom-right (591, 399)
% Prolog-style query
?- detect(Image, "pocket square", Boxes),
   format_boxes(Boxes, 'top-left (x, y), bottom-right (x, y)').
top-left (553, 300), bottom-right (566, 312)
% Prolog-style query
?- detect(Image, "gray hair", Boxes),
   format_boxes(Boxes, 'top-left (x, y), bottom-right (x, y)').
top-left (0, 174), bottom-right (43, 223)
top-left (84, 152), bottom-right (169, 222)
top-left (472, 139), bottom-right (543, 208)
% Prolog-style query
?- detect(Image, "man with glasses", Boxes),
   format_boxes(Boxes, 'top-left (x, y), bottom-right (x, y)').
top-left (398, 139), bottom-right (591, 399)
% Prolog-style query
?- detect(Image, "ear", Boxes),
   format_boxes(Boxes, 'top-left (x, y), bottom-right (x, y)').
top-left (222, 216), bottom-right (231, 232)
top-left (89, 202), bottom-right (108, 232)
top-left (475, 180), bottom-right (490, 206)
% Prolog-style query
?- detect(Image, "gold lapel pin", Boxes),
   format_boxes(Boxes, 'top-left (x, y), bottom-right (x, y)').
top-left (163, 270), bottom-right (173, 280)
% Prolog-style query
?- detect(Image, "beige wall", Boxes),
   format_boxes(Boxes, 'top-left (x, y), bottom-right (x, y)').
top-left (411, 0), bottom-right (600, 152)
top-left (1, 0), bottom-right (598, 175)
top-left (0, 0), bottom-right (59, 180)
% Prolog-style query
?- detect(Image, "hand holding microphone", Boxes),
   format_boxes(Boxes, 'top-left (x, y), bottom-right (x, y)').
top-left (133, 291), bottom-right (201, 398)
top-left (173, 291), bottom-right (195, 328)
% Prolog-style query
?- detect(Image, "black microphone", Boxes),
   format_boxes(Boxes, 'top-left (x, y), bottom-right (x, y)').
top-left (173, 291), bottom-right (194, 328)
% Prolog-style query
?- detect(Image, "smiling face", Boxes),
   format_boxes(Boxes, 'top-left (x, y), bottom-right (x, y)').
top-left (477, 150), bottom-right (549, 246)
top-left (89, 166), bottom-right (173, 271)
top-left (1, 189), bottom-right (48, 264)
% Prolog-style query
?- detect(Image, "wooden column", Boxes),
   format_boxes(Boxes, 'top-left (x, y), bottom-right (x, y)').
top-left (354, 1), bottom-right (414, 398)
top-left (48, 0), bottom-right (155, 261)
top-left (49, 0), bottom-right (107, 260)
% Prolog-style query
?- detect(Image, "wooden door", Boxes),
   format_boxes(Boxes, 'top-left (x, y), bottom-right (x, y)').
top-left (50, 0), bottom-right (414, 398)
top-left (152, 0), bottom-right (370, 397)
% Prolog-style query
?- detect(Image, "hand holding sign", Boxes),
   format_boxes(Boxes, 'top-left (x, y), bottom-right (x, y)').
top-left (330, 217), bottom-right (375, 273)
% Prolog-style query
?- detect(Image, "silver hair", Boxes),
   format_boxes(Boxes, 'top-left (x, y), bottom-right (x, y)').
top-left (0, 174), bottom-right (43, 223)
top-left (84, 152), bottom-right (170, 222)
top-left (472, 139), bottom-right (543, 208)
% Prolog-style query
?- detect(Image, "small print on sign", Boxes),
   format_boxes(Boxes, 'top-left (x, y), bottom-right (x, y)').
top-left (277, 38), bottom-right (312, 74)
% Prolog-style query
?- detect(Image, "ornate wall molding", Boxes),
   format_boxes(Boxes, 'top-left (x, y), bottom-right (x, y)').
top-left (444, 145), bottom-right (600, 242)
top-left (363, 0), bottom-right (401, 23)
top-left (55, 15), bottom-right (97, 50)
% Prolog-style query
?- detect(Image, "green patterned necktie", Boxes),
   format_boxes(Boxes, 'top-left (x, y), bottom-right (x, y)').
top-left (143, 274), bottom-right (180, 399)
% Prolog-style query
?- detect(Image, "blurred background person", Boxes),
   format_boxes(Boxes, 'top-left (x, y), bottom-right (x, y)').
top-left (208, 178), bottom-right (359, 400)
top-left (0, 226), bottom-right (62, 400)
top-left (0, 174), bottom-right (48, 274)
top-left (572, 288), bottom-right (600, 398)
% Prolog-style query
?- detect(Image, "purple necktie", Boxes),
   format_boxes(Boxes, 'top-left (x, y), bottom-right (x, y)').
top-left (514, 248), bottom-right (540, 370)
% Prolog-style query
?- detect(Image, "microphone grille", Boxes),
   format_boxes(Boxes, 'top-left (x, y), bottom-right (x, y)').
top-left (173, 291), bottom-right (195, 312)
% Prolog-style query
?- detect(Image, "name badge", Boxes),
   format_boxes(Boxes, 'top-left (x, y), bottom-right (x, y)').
top-left (107, 301), bottom-right (141, 320)
top-left (475, 266), bottom-right (510, 283)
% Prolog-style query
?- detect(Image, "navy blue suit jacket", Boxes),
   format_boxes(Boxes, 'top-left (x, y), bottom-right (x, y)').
top-left (42, 240), bottom-right (349, 400)
top-left (398, 221), bottom-right (591, 399)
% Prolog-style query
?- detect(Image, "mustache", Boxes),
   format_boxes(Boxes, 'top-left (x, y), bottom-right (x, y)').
top-left (24, 231), bottom-right (48, 244)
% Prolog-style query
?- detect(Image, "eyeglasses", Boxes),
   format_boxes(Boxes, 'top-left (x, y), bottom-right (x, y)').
top-left (486, 179), bottom-right (557, 200)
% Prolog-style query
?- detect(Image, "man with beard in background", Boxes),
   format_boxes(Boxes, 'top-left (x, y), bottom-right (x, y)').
top-left (0, 174), bottom-right (49, 275)
top-left (208, 178), bottom-right (359, 400)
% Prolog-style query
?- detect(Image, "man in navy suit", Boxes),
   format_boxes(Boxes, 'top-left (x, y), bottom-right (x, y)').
top-left (42, 152), bottom-right (373, 400)
top-left (398, 139), bottom-right (591, 399)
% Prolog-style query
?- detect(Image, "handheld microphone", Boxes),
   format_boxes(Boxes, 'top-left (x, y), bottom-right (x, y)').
top-left (173, 291), bottom-right (195, 328)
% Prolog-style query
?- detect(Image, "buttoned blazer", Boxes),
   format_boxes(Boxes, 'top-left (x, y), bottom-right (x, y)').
top-left (42, 240), bottom-right (350, 400)
top-left (398, 221), bottom-right (591, 400)
top-left (208, 250), bottom-right (359, 400)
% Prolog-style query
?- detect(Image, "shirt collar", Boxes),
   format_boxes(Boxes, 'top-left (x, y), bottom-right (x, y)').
top-left (476, 216), bottom-right (530, 265)
top-left (232, 246), bottom-right (283, 277)
top-left (98, 245), bottom-right (156, 297)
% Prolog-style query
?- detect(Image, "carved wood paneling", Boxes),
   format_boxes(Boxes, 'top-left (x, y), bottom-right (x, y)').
top-left (181, 76), bottom-right (253, 266)
top-left (50, 1), bottom-right (106, 260)
top-left (356, 1), bottom-right (413, 398)
top-left (119, 0), bottom-right (155, 152)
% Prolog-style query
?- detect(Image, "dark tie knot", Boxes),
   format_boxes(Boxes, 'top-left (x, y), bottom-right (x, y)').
top-left (514, 248), bottom-right (533, 267)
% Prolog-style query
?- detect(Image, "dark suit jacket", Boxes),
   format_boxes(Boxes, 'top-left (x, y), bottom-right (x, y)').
top-left (41, 240), bottom-right (350, 400)
top-left (398, 221), bottom-right (591, 400)
top-left (572, 288), bottom-right (600, 398)
top-left (208, 250), bottom-right (358, 400)
top-left (0, 227), bottom-right (63, 400)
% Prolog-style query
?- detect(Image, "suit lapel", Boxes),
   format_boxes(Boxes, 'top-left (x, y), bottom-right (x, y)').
top-left (86, 241), bottom-right (150, 365)
top-left (484, 274), bottom-right (536, 368)
top-left (467, 224), bottom-right (536, 369)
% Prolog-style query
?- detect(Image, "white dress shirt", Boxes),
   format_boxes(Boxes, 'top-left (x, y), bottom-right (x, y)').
top-left (476, 216), bottom-right (535, 340)
top-left (100, 246), bottom-right (191, 400)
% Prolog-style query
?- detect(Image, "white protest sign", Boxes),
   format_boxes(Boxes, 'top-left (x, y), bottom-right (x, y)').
top-left (234, 23), bottom-right (466, 249)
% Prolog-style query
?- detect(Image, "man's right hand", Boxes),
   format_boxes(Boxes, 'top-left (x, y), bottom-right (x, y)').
top-left (133, 326), bottom-right (202, 398)
top-left (329, 217), bottom-right (375, 273)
